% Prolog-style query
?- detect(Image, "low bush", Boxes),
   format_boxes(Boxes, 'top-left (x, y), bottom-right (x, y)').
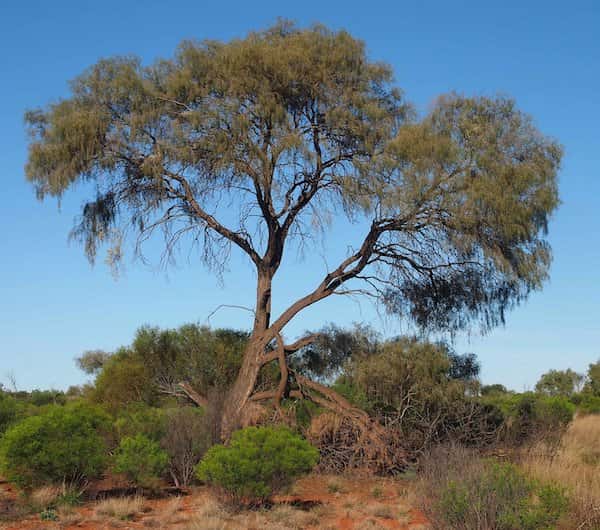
top-left (0, 403), bottom-right (109, 489)
top-left (114, 434), bottom-right (169, 489)
top-left (419, 445), bottom-right (569, 529)
top-left (196, 426), bottom-right (318, 506)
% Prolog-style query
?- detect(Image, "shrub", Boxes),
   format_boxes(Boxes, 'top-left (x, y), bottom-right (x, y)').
top-left (0, 392), bottom-right (18, 436)
top-left (161, 407), bottom-right (212, 487)
top-left (92, 348), bottom-right (157, 411)
top-left (484, 392), bottom-right (575, 444)
top-left (114, 434), bottom-right (168, 488)
top-left (578, 394), bottom-right (600, 415)
top-left (113, 404), bottom-right (166, 443)
top-left (196, 426), bottom-right (318, 505)
top-left (0, 403), bottom-right (109, 488)
top-left (419, 445), bottom-right (569, 529)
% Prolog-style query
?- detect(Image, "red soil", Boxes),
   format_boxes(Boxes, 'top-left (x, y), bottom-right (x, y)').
top-left (0, 474), bottom-right (429, 529)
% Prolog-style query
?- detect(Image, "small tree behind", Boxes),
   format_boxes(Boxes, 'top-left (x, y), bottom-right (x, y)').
top-left (535, 369), bottom-right (584, 397)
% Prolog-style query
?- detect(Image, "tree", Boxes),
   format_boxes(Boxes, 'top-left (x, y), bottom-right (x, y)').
top-left (25, 22), bottom-right (561, 438)
top-left (535, 368), bottom-right (584, 397)
top-left (584, 359), bottom-right (600, 396)
top-left (76, 349), bottom-right (112, 375)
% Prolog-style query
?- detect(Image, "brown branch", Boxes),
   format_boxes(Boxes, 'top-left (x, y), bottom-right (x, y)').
top-left (164, 169), bottom-right (262, 266)
top-left (177, 381), bottom-right (208, 408)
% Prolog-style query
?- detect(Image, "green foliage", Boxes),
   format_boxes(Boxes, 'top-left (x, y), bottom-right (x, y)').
top-left (27, 390), bottom-right (67, 407)
top-left (333, 335), bottom-right (499, 451)
top-left (196, 426), bottom-right (318, 505)
top-left (88, 325), bottom-right (249, 411)
top-left (483, 392), bottom-right (575, 443)
top-left (26, 22), bottom-right (560, 337)
top-left (535, 369), bottom-right (584, 397)
top-left (76, 349), bottom-right (112, 375)
top-left (0, 403), bottom-right (109, 488)
top-left (92, 348), bottom-right (156, 411)
top-left (113, 404), bottom-right (166, 443)
top-left (39, 508), bottom-right (58, 521)
top-left (0, 392), bottom-right (18, 436)
top-left (584, 359), bottom-right (600, 397)
top-left (131, 324), bottom-right (248, 397)
top-left (421, 446), bottom-right (569, 529)
top-left (114, 434), bottom-right (168, 488)
top-left (480, 383), bottom-right (510, 396)
top-left (577, 394), bottom-right (600, 415)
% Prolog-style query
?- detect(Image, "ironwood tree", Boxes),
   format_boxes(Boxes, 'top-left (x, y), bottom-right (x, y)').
top-left (25, 22), bottom-right (561, 439)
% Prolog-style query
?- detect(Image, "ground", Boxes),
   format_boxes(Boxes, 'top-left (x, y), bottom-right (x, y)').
top-left (0, 474), bottom-right (429, 530)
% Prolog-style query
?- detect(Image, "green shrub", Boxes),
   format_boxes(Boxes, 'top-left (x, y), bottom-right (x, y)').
top-left (419, 445), bottom-right (569, 529)
top-left (483, 392), bottom-right (575, 444)
top-left (113, 404), bottom-right (166, 443)
top-left (114, 434), bottom-right (168, 488)
top-left (578, 394), bottom-right (600, 415)
top-left (196, 426), bottom-right (318, 505)
top-left (0, 403), bottom-right (109, 488)
top-left (0, 392), bottom-right (18, 436)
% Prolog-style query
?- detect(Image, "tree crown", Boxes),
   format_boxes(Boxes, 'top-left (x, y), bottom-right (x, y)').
top-left (25, 21), bottom-right (561, 334)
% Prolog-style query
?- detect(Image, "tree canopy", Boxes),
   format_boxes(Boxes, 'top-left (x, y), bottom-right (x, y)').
top-left (26, 22), bottom-right (560, 335)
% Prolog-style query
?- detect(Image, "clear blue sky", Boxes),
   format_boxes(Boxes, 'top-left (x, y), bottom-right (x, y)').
top-left (1, 0), bottom-right (598, 391)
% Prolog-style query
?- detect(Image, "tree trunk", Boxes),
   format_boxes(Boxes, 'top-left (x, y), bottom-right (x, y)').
top-left (219, 337), bottom-right (266, 439)
top-left (220, 267), bottom-right (273, 439)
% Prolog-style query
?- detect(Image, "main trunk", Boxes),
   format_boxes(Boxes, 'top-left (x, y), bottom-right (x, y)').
top-left (220, 268), bottom-right (273, 439)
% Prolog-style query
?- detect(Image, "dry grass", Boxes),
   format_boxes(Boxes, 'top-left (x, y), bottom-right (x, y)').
top-left (267, 504), bottom-right (323, 528)
top-left (93, 495), bottom-right (145, 521)
top-left (142, 496), bottom-right (191, 528)
top-left (29, 485), bottom-right (62, 509)
top-left (521, 414), bottom-right (600, 529)
top-left (182, 497), bottom-right (328, 530)
top-left (365, 503), bottom-right (394, 519)
top-left (57, 504), bottom-right (83, 527)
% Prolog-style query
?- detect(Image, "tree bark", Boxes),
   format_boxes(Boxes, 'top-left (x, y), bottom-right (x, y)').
top-left (219, 267), bottom-right (274, 439)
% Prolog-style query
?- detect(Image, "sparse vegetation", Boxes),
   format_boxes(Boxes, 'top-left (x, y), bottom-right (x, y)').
top-left (93, 495), bottom-right (145, 521)
top-left (419, 445), bottom-right (569, 529)
top-left (1, 14), bottom-right (596, 530)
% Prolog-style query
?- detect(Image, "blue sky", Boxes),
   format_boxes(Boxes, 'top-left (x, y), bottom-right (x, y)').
top-left (0, 0), bottom-right (598, 391)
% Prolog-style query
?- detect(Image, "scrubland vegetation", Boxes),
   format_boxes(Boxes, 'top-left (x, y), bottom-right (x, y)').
top-left (4, 18), bottom-right (593, 530)
top-left (1, 323), bottom-right (599, 528)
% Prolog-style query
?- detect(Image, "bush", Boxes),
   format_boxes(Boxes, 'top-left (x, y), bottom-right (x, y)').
top-left (0, 392), bottom-right (18, 436)
top-left (577, 394), bottom-right (600, 415)
top-left (161, 407), bottom-right (212, 487)
top-left (114, 404), bottom-right (166, 443)
top-left (419, 445), bottom-right (569, 529)
top-left (196, 426), bottom-right (318, 505)
top-left (483, 392), bottom-right (575, 444)
top-left (114, 434), bottom-right (168, 488)
top-left (0, 403), bottom-right (109, 488)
